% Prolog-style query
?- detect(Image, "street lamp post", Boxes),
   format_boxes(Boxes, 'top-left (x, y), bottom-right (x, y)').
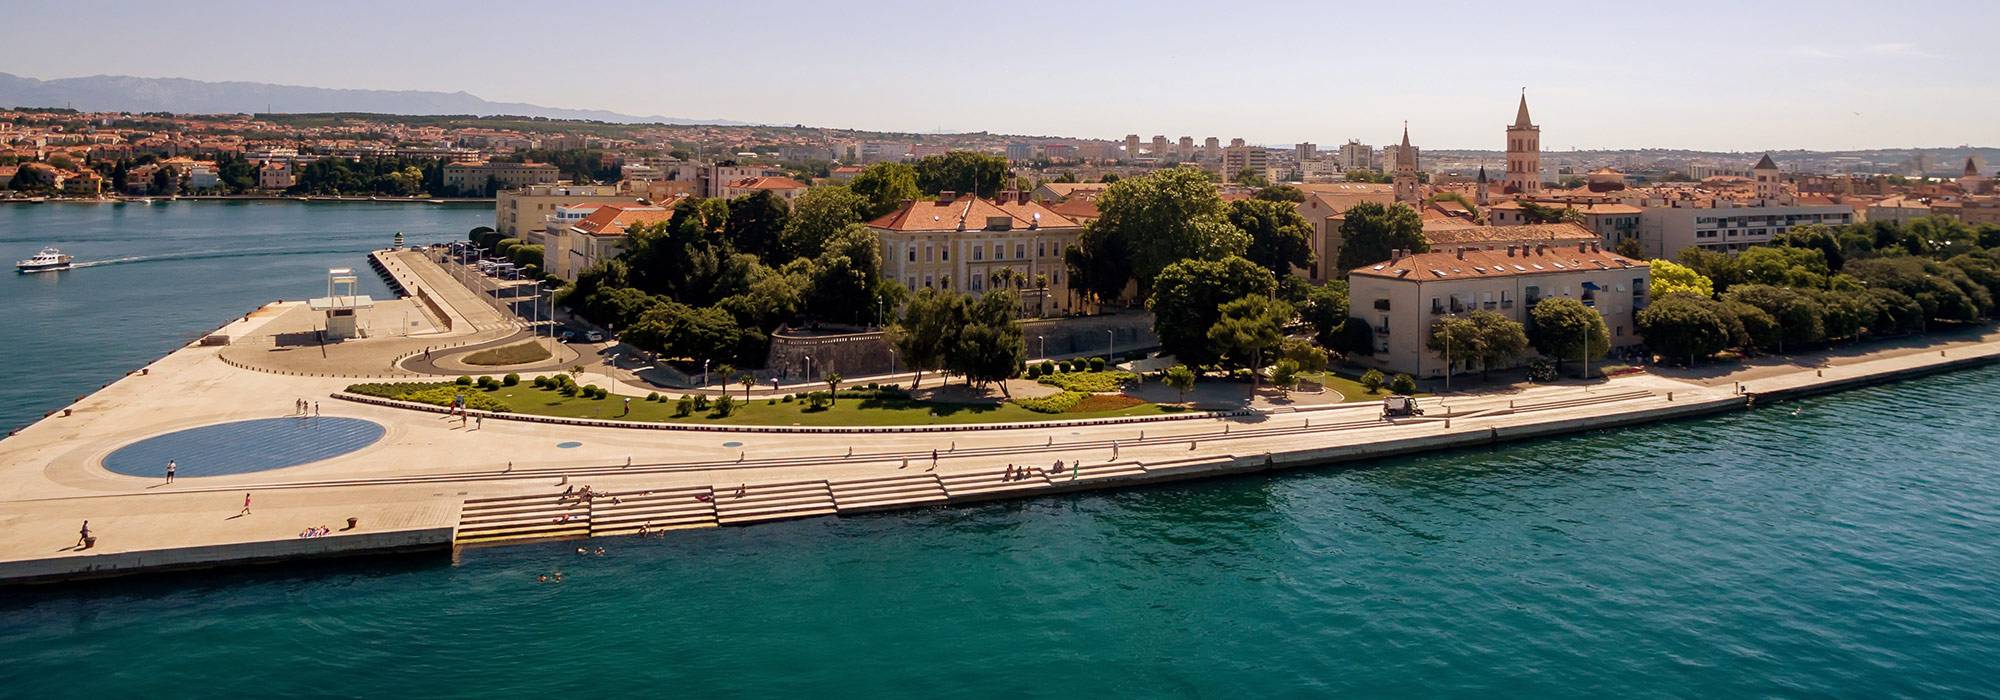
top-left (702, 358), bottom-right (709, 387)
top-left (1037, 335), bottom-right (1046, 360)
top-left (1107, 329), bottom-right (1115, 365)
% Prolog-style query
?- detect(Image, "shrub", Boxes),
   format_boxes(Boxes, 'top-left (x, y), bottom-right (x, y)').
top-left (694, 394), bottom-right (711, 411)
top-left (767, 398), bottom-right (776, 405)
top-left (580, 385), bottom-right (603, 399)
top-left (645, 391), bottom-right (660, 402)
top-left (1036, 370), bottom-right (1138, 393)
top-left (1088, 356), bottom-right (1107, 372)
top-left (782, 394), bottom-right (795, 403)
top-left (558, 383), bottom-right (578, 397)
top-left (1389, 373), bottom-right (1418, 394)
top-left (1525, 357), bottom-right (1557, 382)
top-left (475, 375), bottom-right (499, 390)
top-left (1025, 364), bottom-right (1043, 379)
top-left (675, 394), bottom-right (695, 416)
top-left (532, 375), bottom-right (551, 389)
top-left (454, 375), bottom-right (472, 386)
top-left (1039, 361), bottom-right (1056, 375)
top-left (805, 391), bottom-right (832, 410)
top-left (1359, 369), bottom-right (1385, 394)
top-left (1013, 391), bottom-right (1086, 413)
top-left (714, 394), bottom-right (736, 417)
top-left (346, 381), bottom-right (510, 412)
top-left (502, 373), bottom-right (520, 387)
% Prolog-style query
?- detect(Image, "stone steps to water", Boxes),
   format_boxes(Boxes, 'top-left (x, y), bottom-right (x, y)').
top-left (457, 492), bottom-right (591, 544)
top-left (589, 487), bottom-right (719, 535)
top-left (830, 474), bottom-right (947, 513)
top-left (939, 468), bottom-right (1053, 500)
top-left (1061, 460), bottom-right (1150, 483)
top-left (713, 480), bottom-right (837, 525)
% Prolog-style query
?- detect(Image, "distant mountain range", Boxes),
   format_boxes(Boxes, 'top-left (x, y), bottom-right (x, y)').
top-left (0, 73), bottom-right (750, 125)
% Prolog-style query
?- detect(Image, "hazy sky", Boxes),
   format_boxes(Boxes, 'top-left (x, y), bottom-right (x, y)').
top-left (6, 0), bottom-right (1996, 151)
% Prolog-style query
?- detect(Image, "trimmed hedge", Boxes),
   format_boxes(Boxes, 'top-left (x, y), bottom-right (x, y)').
top-left (1036, 370), bottom-right (1138, 393)
top-left (1013, 391), bottom-right (1086, 414)
top-left (347, 382), bottom-right (510, 412)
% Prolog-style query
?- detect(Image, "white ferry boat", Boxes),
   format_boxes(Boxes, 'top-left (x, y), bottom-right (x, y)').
top-left (15, 247), bottom-right (74, 273)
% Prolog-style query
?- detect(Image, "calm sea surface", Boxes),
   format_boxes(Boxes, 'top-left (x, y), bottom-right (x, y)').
top-left (2, 203), bottom-right (1999, 698)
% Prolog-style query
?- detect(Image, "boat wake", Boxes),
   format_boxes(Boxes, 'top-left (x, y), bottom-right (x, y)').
top-left (68, 246), bottom-right (367, 269)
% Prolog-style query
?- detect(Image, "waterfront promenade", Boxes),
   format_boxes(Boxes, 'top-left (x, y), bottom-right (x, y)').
top-left (4, 250), bottom-right (1999, 583)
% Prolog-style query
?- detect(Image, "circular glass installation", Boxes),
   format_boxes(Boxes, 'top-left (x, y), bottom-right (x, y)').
top-left (102, 417), bottom-right (386, 477)
top-left (556, 441), bottom-right (583, 449)
top-left (721, 441), bottom-right (743, 448)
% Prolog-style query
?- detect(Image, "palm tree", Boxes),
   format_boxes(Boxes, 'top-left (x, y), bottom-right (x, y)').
top-left (738, 372), bottom-right (754, 401)
top-left (824, 371), bottom-right (843, 406)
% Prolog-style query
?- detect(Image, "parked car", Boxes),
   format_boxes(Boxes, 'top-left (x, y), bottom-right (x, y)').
top-left (583, 330), bottom-right (605, 343)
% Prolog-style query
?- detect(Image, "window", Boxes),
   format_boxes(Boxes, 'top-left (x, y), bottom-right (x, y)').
top-left (1431, 297), bottom-right (1444, 314)
top-left (907, 247), bottom-right (916, 263)
top-left (973, 246), bottom-right (983, 261)
top-left (1037, 241), bottom-right (1046, 257)
top-left (970, 276), bottom-right (983, 291)
top-left (925, 245), bottom-right (934, 262)
top-left (1016, 243), bottom-right (1026, 259)
top-left (941, 247), bottom-right (949, 262)
top-left (923, 275), bottom-right (933, 288)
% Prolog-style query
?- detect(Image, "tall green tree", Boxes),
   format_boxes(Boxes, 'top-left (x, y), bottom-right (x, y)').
top-left (1468, 310), bottom-right (1529, 377)
top-left (885, 287), bottom-right (963, 388)
top-left (1148, 256), bottom-right (1276, 366)
top-left (1637, 293), bottom-right (1734, 365)
top-left (1206, 295), bottom-right (1293, 374)
top-left (805, 223), bottom-right (883, 324)
top-left (848, 162), bottom-right (920, 219)
top-left (725, 189), bottom-right (789, 259)
top-left (1334, 201), bottom-right (1426, 272)
top-left (1300, 280), bottom-right (1349, 347)
top-left (1087, 167), bottom-right (1250, 291)
top-left (913, 151), bottom-right (1008, 197)
top-left (780, 185), bottom-right (867, 261)
top-left (1228, 198), bottom-right (1316, 277)
top-left (949, 290), bottom-right (1026, 395)
top-left (1528, 297), bottom-right (1609, 376)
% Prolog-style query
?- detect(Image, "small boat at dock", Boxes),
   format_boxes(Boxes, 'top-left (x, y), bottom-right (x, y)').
top-left (16, 247), bottom-right (74, 273)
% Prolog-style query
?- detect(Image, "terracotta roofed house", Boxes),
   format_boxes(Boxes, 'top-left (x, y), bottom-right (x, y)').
top-left (717, 175), bottom-right (809, 204)
top-left (547, 202), bottom-right (677, 282)
top-left (870, 191), bottom-right (1084, 315)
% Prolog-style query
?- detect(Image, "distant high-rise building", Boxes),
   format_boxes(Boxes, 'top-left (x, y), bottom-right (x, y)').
top-left (1178, 136), bottom-right (1195, 160)
top-left (1204, 137), bottom-right (1221, 162)
top-left (1124, 134), bottom-right (1141, 161)
top-left (1338, 140), bottom-right (1373, 171)
top-left (1151, 135), bottom-right (1169, 159)
top-left (1505, 92), bottom-right (1541, 195)
top-left (1005, 143), bottom-right (1035, 162)
top-left (1222, 143), bottom-right (1269, 181)
top-left (1296, 142), bottom-right (1317, 162)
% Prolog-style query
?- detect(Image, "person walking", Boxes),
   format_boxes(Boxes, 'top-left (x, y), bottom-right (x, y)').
top-left (475, 415), bottom-right (483, 430)
top-left (240, 492), bottom-right (253, 516)
top-left (622, 397), bottom-right (631, 417)
top-left (77, 520), bottom-right (91, 548)
top-left (313, 402), bottom-right (320, 417)
top-left (165, 459), bottom-right (176, 484)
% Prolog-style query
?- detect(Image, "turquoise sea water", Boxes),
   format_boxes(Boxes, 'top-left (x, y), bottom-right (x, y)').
top-left (3, 204), bottom-right (2000, 697)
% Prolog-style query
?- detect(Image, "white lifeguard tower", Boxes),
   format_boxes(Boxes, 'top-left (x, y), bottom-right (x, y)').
top-left (309, 268), bottom-right (375, 340)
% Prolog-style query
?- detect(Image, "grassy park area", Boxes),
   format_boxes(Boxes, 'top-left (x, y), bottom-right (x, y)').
top-left (461, 341), bottom-right (553, 366)
top-left (348, 379), bottom-right (1181, 426)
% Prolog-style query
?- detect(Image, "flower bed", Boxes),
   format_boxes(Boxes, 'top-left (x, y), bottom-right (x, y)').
top-left (1036, 370), bottom-right (1138, 393)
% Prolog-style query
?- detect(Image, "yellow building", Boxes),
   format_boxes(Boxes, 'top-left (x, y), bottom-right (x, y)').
top-left (1348, 243), bottom-right (1650, 378)
top-left (870, 192), bottom-right (1084, 315)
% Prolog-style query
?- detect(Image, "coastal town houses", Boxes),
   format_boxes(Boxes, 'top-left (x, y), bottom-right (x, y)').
top-left (443, 161), bottom-right (561, 196)
top-left (495, 183), bottom-right (639, 238)
top-left (545, 202), bottom-right (677, 282)
top-left (1348, 243), bottom-right (1650, 379)
top-left (257, 161), bottom-right (297, 191)
top-left (716, 175), bottom-right (808, 204)
top-left (870, 191), bottom-right (1083, 315)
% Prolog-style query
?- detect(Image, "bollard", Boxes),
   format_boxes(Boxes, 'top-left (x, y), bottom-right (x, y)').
top-left (1668, 392), bottom-right (1674, 401)
top-left (1445, 418), bottom-right (1451, 428)
top-left (1817, 369), bottom-right (1823, 377)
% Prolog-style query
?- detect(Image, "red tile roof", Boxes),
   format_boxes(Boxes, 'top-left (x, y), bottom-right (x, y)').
top-left (574, 204), bottom-right (672, 236)
top-left (1352, 246), bottom-right (1644, 280)
top-left (868, 194), bottom-right (1081, 232)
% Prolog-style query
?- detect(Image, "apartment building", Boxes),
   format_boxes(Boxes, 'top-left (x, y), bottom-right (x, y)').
top-left (444, 161), bottom-right (560, 195)
top-left (1349, 243), bottom-right (1650, 378)
top-left (494, 183), bottom-right (639, 238)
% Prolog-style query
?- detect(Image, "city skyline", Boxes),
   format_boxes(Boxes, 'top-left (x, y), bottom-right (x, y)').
top-left (4, 0), bottom-right (1996, 151)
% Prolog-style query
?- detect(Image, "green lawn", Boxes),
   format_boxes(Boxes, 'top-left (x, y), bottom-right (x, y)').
top-left (1298, 371), bottom-right (1426, 402)
top-left (462, 341), bottom-right (552, 366)
top-left (464, 386), bottom-right (1182, 426)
